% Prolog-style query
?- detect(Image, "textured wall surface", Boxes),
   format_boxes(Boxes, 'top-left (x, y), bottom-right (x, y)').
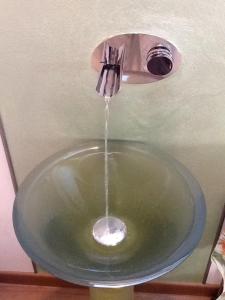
top-left (1, 0), bottom-right (225, 282)
top-left (0, 134), bottom-right (33, 272)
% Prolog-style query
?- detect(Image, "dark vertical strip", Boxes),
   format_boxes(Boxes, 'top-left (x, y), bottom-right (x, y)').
top-left (0, 116), bottom-right (18, 192)
top-left (202, 203), bottom-right (225, 286)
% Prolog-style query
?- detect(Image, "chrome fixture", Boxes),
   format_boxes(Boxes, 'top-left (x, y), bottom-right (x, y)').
top-left (96, 44), bottom-right (125, 97)
top-left (147, 45), bottom-right (173, 76)
top-left (92, 33), bottom-right (181, 92)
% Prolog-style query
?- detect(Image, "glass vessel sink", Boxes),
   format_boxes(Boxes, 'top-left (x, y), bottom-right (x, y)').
top-left (13, 140), bottom-right (205, 298)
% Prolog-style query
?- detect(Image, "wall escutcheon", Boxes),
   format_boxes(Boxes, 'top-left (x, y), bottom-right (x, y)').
top-left (91, 33), bottom-right (181, 84)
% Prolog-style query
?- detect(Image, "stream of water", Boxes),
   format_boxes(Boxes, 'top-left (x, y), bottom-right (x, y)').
top-left (92, 96), bottom-right (127, 247)
top-left (104, 96), bottom-right (110, 219)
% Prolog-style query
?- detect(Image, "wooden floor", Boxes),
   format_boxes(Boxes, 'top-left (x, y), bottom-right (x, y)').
top-left (0, 272), bottom-right (220, 300)
top-left (0, 283), bottom-right (213, 300)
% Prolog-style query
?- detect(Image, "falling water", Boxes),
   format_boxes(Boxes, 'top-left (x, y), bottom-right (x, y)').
top-left (104, 96), bottom-right (110, 219)
top-left (92, 96), bottom-right (127, 247)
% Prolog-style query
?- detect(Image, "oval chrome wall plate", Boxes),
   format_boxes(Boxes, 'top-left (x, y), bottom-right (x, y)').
top-left (91, 33), bottom-right (181, 84)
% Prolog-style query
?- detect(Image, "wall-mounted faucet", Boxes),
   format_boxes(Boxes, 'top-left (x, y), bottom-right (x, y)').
top-left (96, 44), bottom-right (125, 98)
top-left (92, 33), bottom-right (181, 96)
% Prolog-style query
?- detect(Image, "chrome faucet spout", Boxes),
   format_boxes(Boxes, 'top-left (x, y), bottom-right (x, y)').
top-left (96, 44), bottom-right (125, 98)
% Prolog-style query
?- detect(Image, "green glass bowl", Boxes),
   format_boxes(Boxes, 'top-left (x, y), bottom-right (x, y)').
top-left (13, 140), bottom-right (206, 287)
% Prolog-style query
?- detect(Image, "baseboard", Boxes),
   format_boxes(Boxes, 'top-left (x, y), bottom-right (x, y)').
top-left (0, 271), bottom-right (220, 298)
